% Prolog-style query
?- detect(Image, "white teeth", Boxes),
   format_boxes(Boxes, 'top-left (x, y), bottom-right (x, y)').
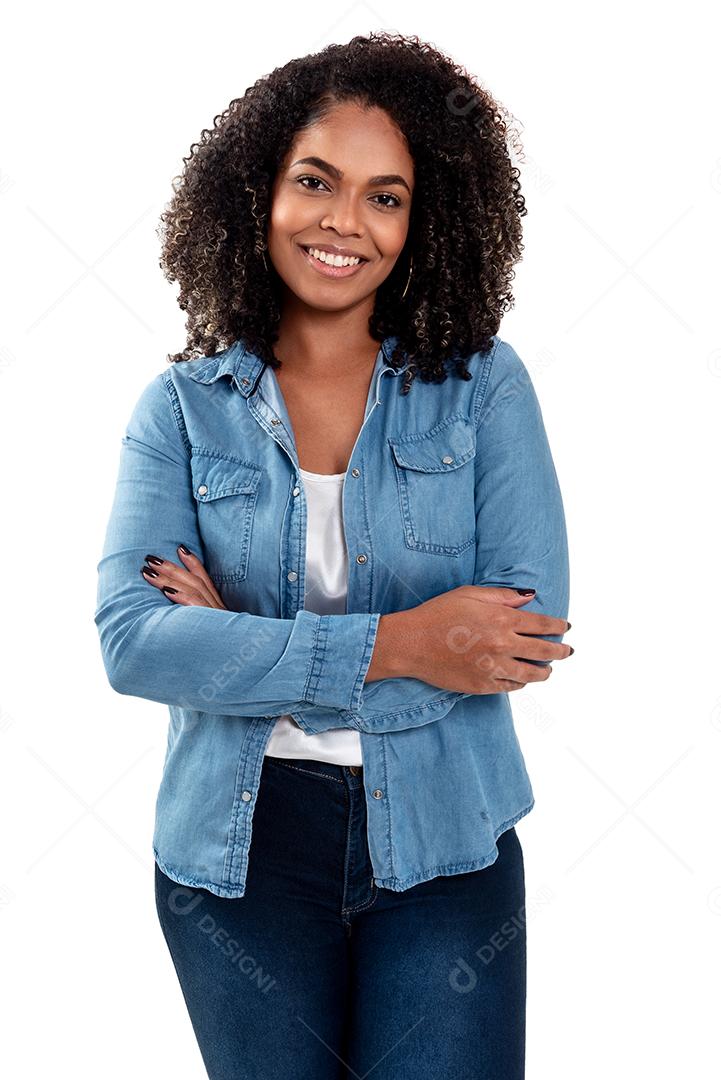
top-left (307, 247), bottom-right (361, 267)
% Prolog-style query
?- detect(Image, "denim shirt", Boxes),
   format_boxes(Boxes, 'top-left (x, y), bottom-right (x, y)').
top-left (94, 333), bottom-right (570, 898)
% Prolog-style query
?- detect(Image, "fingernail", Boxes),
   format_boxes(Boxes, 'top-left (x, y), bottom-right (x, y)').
top-left (162, 586), bottom-right (178, 595)
top-left (178, 545), bottom-right (193, 556)
top-left (516, 588), bottom-right (535, 595)
top-left (567, 621), bottom-right (572, 630)
top-left (568, 646), bottom-right (574, 655)
top-left (141, 566), bottom-right (159, 579)
top-left (145, 554), bottom-right (164, 566)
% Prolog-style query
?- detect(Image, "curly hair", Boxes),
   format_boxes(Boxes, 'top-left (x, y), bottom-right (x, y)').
top-left (157, 31), bottom-right (527, 395)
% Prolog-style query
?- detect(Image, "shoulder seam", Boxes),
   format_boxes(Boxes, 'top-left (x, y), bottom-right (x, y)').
top-left (472, 337), bottom-right (503, 425)
top-left (161, 370), bottom-right (192, 456)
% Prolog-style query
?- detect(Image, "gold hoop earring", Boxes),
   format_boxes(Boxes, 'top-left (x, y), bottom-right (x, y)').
top-left (401, 255), bottom-right (413, 300)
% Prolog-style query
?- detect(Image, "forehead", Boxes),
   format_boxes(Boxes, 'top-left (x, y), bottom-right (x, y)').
top-left (286, 103), bottom-right (414, 177)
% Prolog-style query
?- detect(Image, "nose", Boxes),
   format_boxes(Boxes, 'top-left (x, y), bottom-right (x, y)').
top-left (320, 195), bottom-right (363, 237)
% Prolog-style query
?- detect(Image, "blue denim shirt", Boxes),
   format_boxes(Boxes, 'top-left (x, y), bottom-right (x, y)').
top-left (94, 333), bottom-right (569, 898)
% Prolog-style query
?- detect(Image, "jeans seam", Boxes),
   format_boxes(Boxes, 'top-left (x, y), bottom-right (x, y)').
top-left (341, 779), bottom-right (377, 917)
top-left (342, 885), bottom-right (379, 917)
top-left (265, 759), bottom-right (345, 785)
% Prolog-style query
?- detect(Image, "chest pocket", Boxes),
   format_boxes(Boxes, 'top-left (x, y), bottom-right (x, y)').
top-left (389, 413), bottom-right (477, 556)
top-left (190, 451), bottom-right (262, 583)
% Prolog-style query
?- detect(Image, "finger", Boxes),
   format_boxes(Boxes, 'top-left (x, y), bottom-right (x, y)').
top-left (142, 554), bottom-right (218, 605)
top-left (509, 610), bottom-right (571, 637)
top-left (140, 561), bottom-right (222, 608)
top-left (494, 679), bottom-right (528, 692)
top-left (506, 657), bottom-right (553, 683)
top-left (159, 583), bottom-right (210, 607)
top-left (509, 635), bottom-right (574, 662)
top-left (176, 545), bottom-right (225, 606)
top-left (144, 574), bottom-right (215, 608)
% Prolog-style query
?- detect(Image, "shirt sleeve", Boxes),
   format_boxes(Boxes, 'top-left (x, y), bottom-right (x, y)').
top-left (94, 372), bottom-right (381, 716)
top-left (290, 337), bottom-right (570, 735)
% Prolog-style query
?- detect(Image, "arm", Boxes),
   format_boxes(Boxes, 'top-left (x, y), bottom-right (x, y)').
top-left (471, 338), bottom-right (570, 639)
top-left (94, 372), bottom-right (381, 716)
top-left (291, 337), bottom-right (570, 735)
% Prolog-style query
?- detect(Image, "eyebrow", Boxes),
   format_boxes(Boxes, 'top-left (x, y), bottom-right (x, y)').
top-left (289, 156), bottom-right (412, 196)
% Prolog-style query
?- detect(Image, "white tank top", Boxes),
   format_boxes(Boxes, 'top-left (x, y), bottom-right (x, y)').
top-left (264, 467), bottom-right (363, 765)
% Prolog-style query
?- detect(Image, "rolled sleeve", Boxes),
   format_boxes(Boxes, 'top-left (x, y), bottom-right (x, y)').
top-left (301, 610), bottom-right (381, 712)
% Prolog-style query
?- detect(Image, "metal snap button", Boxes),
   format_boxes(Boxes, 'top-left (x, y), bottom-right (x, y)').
top-left (197, 484), bottom-right (208, 495)
top-left (292, 486), bottom-right (300, 496)
top-left (372, 788), bottom-right (384, 799)
top-left (356, 554), bottom-right (367, 564)
top-left (351, 467), bottom-right (360, 477)
top-left (442, 455), bottom-right (454, 464)
top-left (241, 790), bottom-right (252, 802)
top-left (287, 570), bottom-right (298, 582)
top-left (271, 418), bottom-right (282, 425)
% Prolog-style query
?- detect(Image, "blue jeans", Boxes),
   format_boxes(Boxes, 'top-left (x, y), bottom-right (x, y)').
top-left (154, 754), bottom-right (527, 1079)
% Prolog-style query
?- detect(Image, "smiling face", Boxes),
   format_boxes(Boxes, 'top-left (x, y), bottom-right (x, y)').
top-left (267, 100), bottom-right (415, 314)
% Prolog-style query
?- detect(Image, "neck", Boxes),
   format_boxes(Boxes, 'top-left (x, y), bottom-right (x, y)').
top-left (273, 299), bottom-right (380, 379)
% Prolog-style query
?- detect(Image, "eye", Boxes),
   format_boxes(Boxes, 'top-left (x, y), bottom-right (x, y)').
top-left (294, 175), bottom-right (403, 210)
top-left (295, 175), bottom-right (331, 192)
top-left (370, 192), bottom-right (402, 209)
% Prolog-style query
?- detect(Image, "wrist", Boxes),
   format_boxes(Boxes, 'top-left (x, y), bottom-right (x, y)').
top-left (365, 611), bottom-right (417, 682)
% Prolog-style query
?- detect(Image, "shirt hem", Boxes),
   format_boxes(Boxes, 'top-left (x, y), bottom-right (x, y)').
top-left (153, 847), bottom-right (249, 899)
top-left (370, 801), bottom-right (535, 892)
top-left (153, 800), bottom-right (534, 901)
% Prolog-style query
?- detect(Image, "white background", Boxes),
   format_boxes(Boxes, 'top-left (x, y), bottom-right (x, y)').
top-left (1, 1), bottom-right (720, 1076)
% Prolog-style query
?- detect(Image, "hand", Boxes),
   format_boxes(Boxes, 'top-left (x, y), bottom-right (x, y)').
top-left (140, 546), bottom-right (228, 609)
top-left (379, 585), bottom-right (572, 695)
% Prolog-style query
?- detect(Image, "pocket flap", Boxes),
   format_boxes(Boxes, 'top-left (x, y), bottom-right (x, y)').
top-left (190, 453), bottom-right (262, 501)
top-left (389, 414), bottom-right (476, 473)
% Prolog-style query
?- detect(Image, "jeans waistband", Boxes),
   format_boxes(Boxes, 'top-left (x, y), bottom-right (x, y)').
top-left (263, 755), bottom-right (363, 784)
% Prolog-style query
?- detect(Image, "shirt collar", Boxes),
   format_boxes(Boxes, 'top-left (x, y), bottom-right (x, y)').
top-left (186, 334), bottom-right (406, 397)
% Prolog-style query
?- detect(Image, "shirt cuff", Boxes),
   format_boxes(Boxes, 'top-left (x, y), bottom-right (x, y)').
top-left (300, 609), bottom-right (381, 712)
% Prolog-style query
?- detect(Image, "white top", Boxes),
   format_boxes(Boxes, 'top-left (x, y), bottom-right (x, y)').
top-left (264, 467), bottom-right (364, 765)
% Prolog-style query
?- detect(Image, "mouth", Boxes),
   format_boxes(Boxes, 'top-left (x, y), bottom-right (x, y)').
top-left (298, 244), bottom-right (369, 279)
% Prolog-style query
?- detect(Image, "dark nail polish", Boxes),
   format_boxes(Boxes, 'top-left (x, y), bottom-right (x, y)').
top-left (566, 621), bottom-right (572, 630)
top-left (516, 588), bottom-right (536, 595)
top-left (145, 554), bottom-right (164, 566)
top-left (162, 586), bottom-right (179, 595)
top-left (141, 566), bottom-right (159, 578)
top-left (568, 646), bottom-right (574, 655)
top-left (178, 544), bottom-right (193, 555)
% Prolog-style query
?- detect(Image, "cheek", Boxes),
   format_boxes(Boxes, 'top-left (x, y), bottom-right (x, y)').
top-left (374, 218), bottom-right (410, 260)
top-left (267, 199), bottom-right (295, 241)
top-left (269, 194), bottom-right (318, 239)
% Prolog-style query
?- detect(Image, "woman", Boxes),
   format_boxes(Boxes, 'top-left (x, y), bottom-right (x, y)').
top-left (95, 32), bottom-right (572, 1079)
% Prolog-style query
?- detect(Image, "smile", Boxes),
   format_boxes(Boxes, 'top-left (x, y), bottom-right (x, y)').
top-left (298, 244), bottom-right (369, 279)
